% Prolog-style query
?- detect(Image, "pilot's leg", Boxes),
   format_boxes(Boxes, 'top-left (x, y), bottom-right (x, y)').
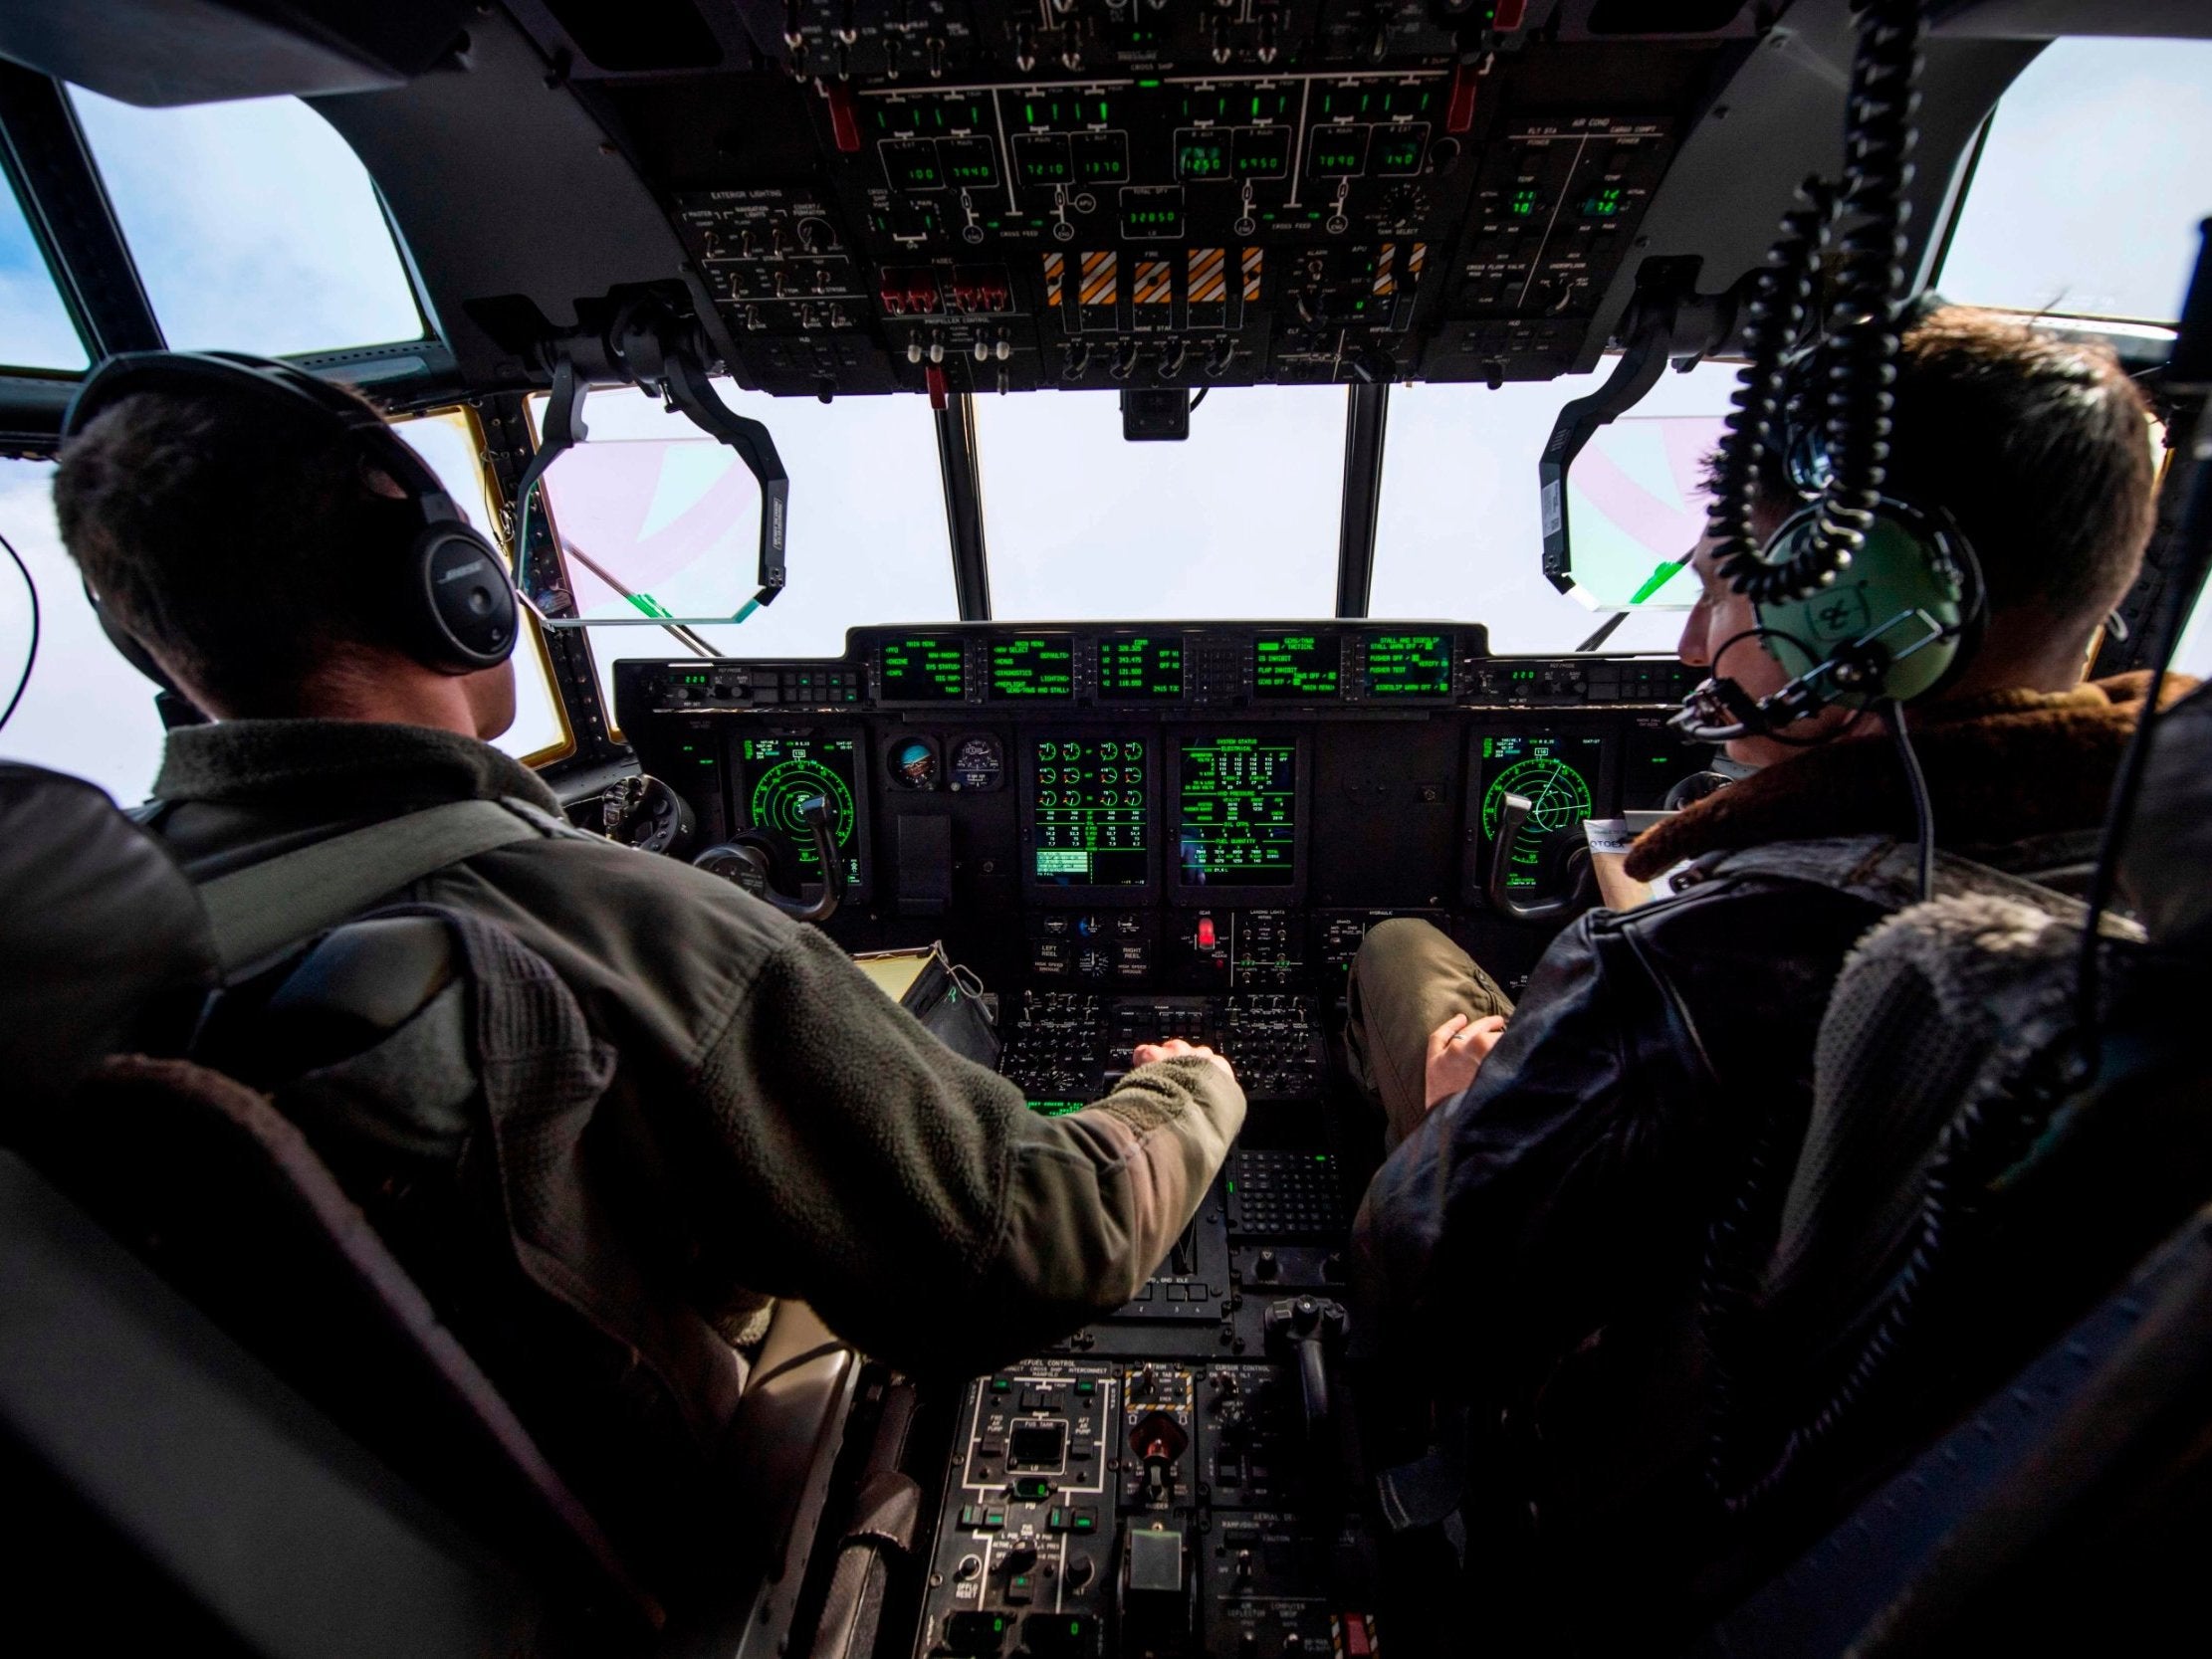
top-left (1345, 918), bottom-right (1514, 1149)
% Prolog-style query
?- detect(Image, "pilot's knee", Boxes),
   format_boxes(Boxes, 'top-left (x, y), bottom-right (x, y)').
top-left (1354, 917), bottom-right (1454, 983)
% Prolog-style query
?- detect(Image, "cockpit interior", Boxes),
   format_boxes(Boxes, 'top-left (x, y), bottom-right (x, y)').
top-left (0, 2), bottom-right (2209, 1656)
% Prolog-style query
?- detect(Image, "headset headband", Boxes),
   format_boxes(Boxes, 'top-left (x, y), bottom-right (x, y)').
top-left (62, 350), bottom-right (462, 526)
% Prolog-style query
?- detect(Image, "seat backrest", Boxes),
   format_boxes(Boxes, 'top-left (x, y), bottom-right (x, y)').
top-left (43, 1051), bottom-right (663, 1644)
top-left (0, 763), bottom-right (215, 1106)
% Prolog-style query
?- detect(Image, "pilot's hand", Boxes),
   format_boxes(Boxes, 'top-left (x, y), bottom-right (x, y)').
top-left (1133, 1038), bottom-right (1236, 1088)
top-left (1424, 1013), bottom-right (1507, 1111)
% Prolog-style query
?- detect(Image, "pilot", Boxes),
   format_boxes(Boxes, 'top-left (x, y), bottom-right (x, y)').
top-left (1345, 309), bottom-right (2179, 1604)
top-left (52, 359), bottom-right (1244, 1552)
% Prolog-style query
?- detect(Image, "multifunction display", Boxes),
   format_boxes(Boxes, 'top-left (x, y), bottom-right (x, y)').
top-left (878, 636), bottom-right (967, 703)
top-left (1032, 735), bottom-right (1150, 888)
top-left (1477, 733), bottom-right (1605, 894)
top-left (991, 635), bottom-right (1076, 702)
top-left (1367, 633), bottom-right (1451, 698)
top-left (740, 732), bottom-right (865, 891)
top-left (1098, 635), bottom-right (1185, 703)
top-left (1252, 634), bottom-right (1341, 700)
top-left (1177, 734), bottom-right (1296, 888)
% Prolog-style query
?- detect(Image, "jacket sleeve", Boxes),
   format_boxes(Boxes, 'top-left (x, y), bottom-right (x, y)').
top-left (687, 924), bottom-right (1246, 1373)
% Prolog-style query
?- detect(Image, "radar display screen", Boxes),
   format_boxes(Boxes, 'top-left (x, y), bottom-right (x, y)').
top-left (990, 635), bottom-right (1076, 702)
top-left (1177, 734), bottom-right (1296, 888)
top-left (1622, 721), bottom-right (1711, 812)
top-left (878, 637), bottom-right (967, 703)
top-left (1098, 636), bottom-right (1184, 703)
top-left (1252, 634), bottom-right (1341, 700)
top-left (1478, 734), bottom-right (1604, 895)
top-left (1031, 735), bottom-right (1150, 888)
top-left (740, 733), bottom-right (864, 892)
top-left (1367, 633), bottom-right (1451, 698)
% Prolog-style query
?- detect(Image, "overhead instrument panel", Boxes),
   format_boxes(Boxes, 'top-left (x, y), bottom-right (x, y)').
top-left (534, 1), bottom-right (1743, 397)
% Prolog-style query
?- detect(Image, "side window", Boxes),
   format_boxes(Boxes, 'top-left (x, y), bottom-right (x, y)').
top-left (68, 88), bottom-right (426, 354)
top-left (1938, 37), bottom-right (2212, 322)
top-left (0, 174), bottom-right (86, 370)
top-left (0, 458), bottom-right (165, 801)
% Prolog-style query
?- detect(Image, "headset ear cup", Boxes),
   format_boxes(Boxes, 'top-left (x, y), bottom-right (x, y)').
top-left (410, 523), bottom-right (519, 673)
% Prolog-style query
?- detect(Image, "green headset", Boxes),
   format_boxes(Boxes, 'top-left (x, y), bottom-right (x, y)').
top-left (1672, 297), bottom-right (1985, 744)
top-left (64, 350), bottom-right (520, 709)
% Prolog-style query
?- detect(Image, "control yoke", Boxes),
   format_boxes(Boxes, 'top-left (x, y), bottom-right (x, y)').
top-left (692, 794), bottom-right (845, 925)
top-left (1487, 792), bottom-right (1599, 925)
top-left (1263, 1296), bottom-right (1351, 1486)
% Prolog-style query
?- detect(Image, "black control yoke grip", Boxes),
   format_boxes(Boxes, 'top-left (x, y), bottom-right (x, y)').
top-left (1487, 792), bottom-right (1598, 925)
top-left (789, 794), bottom-right (844, 926)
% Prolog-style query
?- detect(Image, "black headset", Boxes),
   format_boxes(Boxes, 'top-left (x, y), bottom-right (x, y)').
top-left (64, 350), bottom-right (520, 696)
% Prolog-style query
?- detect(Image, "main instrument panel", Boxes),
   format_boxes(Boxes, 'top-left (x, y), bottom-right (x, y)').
top-left (612, 620), bottom-right (1705, 1655)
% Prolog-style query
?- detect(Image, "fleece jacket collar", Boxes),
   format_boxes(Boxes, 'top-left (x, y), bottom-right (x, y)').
top-left (1623, 673), bottom-right (2192, 883)
top-left (153, 719), bottom-right (564, 818)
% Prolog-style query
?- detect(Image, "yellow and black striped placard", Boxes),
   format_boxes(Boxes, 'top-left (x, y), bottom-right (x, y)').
top-left (1187, 247), bottom-right (1228, 305)
top-left (1240, 246), bottom-right (1263, 302)
top-left (1373, 242), bottom-right (1398, 298)
top-left (1133, 259), bottom-right (1173, 307)
top-left (1042, 251), bottom-right (1066, 309)
top-left (1079, 250), bottom-right (1119, 308)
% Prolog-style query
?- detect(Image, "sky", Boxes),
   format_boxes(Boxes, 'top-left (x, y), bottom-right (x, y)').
top-left (1, 38), bottom-right (2208, 803)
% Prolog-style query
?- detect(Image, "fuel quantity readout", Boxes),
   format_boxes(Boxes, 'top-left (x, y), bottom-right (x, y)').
top-left (1178, 734), bottom-right (1295, 887)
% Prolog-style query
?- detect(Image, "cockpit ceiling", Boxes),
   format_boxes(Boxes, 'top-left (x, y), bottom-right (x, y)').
top-left (17, 2), bottom-right (2052, 397)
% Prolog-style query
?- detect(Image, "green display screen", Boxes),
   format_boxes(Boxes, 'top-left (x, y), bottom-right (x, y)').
top-left (990, 635), bottom-right (1076, 701)
top-left (1174, 129), bottom-right (1228, 181)
top-left (938, 135), bottom-right (1000, 190)
top-left (1032, 735), bottom-right (1150, 887)
top-left (1307, 124), bottom-right (1369, 178)
top-left (1178, 734), bottom-right (1296, 887)
top-left (1373, 124), bottom-right (1427, 176)
top-left (880, 139), bottom-right (943, 192)
top-left (1098, 636), bottom-right (1184, 702)
top-left (1013, 133), bottom-right (1072, 186)
top-left (1071, 131), bottom-right (1129, 183)
top-left (1232, 125), bottom-right (1290, 178)
top-left (742, 733), bottom-right (863, 890)
top-left (1253, 635), bottom-right (1340, 700)
top-left (1478, 733), bottom-right (1604, 894)
top-left (1367, 633), bottom-right (1451, 698)
top-left (878, 637), bottom-right (967, 702)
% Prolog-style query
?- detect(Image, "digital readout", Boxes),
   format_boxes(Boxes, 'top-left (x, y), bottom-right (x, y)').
top-left (1098, 636), bottom-right (1184, 702)
top-left (878, 637), bottom-right (967, 702)
top-left (1367, 633), bottom-right (1451, 698)
top-left (1178, 735), bottom-right (1295, 887)
top-left (990, 635), bottom-right (1076, 701)
top-left (1252, 634), bottom-right (1341, 700)
top-left (1479, 733), bottom-right (1604, 895)
top-left (1033, 736), bottom-right (1149, 887)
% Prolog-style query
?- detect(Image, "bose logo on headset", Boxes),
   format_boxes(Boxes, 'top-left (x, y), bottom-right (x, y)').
top-left (63, 350), bottom-right (522, 684)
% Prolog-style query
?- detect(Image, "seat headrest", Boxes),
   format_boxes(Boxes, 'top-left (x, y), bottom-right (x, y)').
top-left (0, 764), bottom-right (217, 1108)
top-left (2122, 682), bottom-right (2212, 952)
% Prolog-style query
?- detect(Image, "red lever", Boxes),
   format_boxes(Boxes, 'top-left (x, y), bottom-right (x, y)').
top-left (1493, 0), bottom-right (1528, 28)
top-left (822, 81), bottom-right (861, 154)
top-left (1196, 918), bottom-right (1217, 949)
top-left (925, 362), bottom-right (949, 410)
top-left (1445, 60), bottom-right (1481, 135)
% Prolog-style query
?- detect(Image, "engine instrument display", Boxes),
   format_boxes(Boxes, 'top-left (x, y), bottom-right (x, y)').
top-left (878, 637), bottom-right (967, 703)
top-left (990, 635), bottom-right (1076, 702)
top-left (741, 732), bottom-right (865, 891)
top-left (1367, 633), bottom-right (1452, 699)
top-left (1030, 735), bottom-right (1151, 889)
top-left (1177, 734), bottom-right (1297, 888)
top-left (1478, 734), bottom-right (1604, 895)
top-left (1253, 634), bottom-right (1341, 701)
top-left (1097, 635), bottom-right (1185, 703)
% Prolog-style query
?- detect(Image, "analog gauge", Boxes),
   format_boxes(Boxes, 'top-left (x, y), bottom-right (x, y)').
top-left (888, 735), bottom-right (942, 791)
top-left (950, 732), bottom-right (1005, 792)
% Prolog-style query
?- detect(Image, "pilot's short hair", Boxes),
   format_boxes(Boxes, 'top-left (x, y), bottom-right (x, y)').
top-left (1724, 306), bottom-right (2158, 628)
top-left (55, 385), bottom-right (425, 716)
